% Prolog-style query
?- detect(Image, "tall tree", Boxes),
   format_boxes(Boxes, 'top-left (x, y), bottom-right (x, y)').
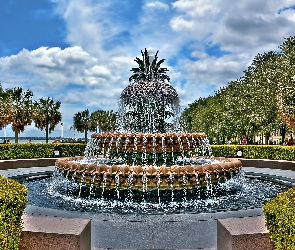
top-left (73, 109), bottom-right (96, 142)
top-left (90, 110), bottom-right (117, 132)
top-left (0, 85), bottom-right (12, 130)
top-left (276, 36), bottom-right (295, 131)
top-left (5, 87), bottom-right (34, 143)
top-left (34, 97), bottom-right (62, 143)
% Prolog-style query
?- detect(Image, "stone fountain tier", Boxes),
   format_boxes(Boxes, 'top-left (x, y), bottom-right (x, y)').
top-left (55, 157), bottom-right (242, 190)
top-left (90, 132), bottom-right (208, 154)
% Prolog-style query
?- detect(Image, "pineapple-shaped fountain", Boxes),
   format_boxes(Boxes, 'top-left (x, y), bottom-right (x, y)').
top-left (55, 49), bottom-right (241, 190)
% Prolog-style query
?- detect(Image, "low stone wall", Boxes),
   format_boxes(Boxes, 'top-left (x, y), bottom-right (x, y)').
top-left (0, 158), bottom-right (57, 170)
top-left (240, 158), bottom-right (295, 170)
top-left (217, 216), bottom-right (273, 250)
top-left (20, 214), bottom-right (91, 250)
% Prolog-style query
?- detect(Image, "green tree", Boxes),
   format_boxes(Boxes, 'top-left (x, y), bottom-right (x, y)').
top-left (34, 97), bottom-right (62, 143)
top-left (182, 36), bottom-right (295, 144)
top-left (0, 85), bottom-right (12, 130)
top-left (276, 36), bottom-right (295, 131)
top-left (90, 110), bottom-right (117, 132)
top-left (5, 87), bottom-right (34, 143)
top-left (73, 109), bottom-right (96, 142)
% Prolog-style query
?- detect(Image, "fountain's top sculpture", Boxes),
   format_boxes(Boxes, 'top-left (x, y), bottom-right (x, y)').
top-left (129, 48), bottom-right (170, 83)
top-left (117, 49), bottom-right (180, 133)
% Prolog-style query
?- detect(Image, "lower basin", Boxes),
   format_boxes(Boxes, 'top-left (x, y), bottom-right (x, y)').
top-left (22, 168), bottom-right (289, 215)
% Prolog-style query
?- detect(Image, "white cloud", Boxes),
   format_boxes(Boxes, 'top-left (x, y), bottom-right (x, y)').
top-left (0, 46), bottom-right (122, 111)
top-left (172, 0), bottom-right (217, 17)
top-left (146, 1), bottom-right (170, 11)
top-left (2, 0), bottom-right (295, 138)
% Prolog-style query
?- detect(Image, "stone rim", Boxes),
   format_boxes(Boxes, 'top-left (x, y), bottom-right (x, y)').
top-left (55, 157), bottom-right (242, 190)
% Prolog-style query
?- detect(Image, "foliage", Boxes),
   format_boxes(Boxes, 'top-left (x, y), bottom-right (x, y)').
top-left (276, 36), bottom-right (295, 129)
top-left (72, 109), bottom-right (96, 142)
top-left (90, 110), bottom-right (117, 132)
top-left (33, 97), bottom-right (62, 143)
top-left (181, 36), bottom-right (295, 143)
top-left (0, 176), bottom-right (28, 249)
top-left (264, 187), bottom-right (295, 250)
top-left (3, 87), bottom-right (34, 143)
top-left (0, 84), bottom-right (12, 129)
top-left (0, 143), bottom-right (86, 159)
top-left (211, 145), bottom-right (295, 160)
top-left (53, 143), bottom-right (86, 157)
top-left (129, 48), bottom-right (170, 83)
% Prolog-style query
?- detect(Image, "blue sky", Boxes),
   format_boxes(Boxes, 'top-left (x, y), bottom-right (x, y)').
top-left (1, 0), bottom-right (295, 138)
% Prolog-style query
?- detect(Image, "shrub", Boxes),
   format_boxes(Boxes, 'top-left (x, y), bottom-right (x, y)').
top-left (0, 176), bottom-right (28, 249)
top-left (53, 143), bottom-right (86, 157)
top-left (0, 143), bottom-right (86, 160)
top-left (211, 145), bottom-right (295, 160)
top-left (264, 187), bottom-right (295, 250)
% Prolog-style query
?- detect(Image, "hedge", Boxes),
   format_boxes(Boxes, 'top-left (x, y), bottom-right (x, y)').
top-left (0, 176), bottom-right (28, 249)
top-left (264, 187), bottom-right (295, 249)
top-left (211, 145), bottom-right (295, 161)
top-left (0, 143), bottom-right (86, 160)
top-left (1, 143), bottom-right (295, 160)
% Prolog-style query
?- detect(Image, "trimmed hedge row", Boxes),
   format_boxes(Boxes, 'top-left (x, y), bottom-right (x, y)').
top-left (0, 176), bottom-right (28, 249)
top-left (0, 143), bottom-right (86, 160)
top-left (1, 143), bottom-right (295, 160)
top-left (264, 187), bottom-right (295, 250)
top-left (211, 145), bottom-right (295, 161)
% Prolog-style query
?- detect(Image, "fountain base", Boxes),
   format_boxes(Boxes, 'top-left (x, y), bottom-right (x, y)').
top-left (55, 156), bottom-right (242, 190)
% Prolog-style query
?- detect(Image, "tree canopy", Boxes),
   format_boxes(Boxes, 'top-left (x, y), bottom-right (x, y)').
top-left (33, 97), bottom-right (62, 143)
top-left (181, 36), bottom-right (295, 144)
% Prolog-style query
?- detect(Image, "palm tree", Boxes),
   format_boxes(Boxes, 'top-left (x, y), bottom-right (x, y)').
top-left (90, 110), bottom-right (117, 133)
top-left (129, 48), bottom-right (170, 83)
top-left (0, 85), bottom-right (12, 131)
top-left (34, 97), bottom-right (62, 143)
top-left (73, 109), bottom-right (96, 142)
top-left (5, 87), bottom-right (34, 143)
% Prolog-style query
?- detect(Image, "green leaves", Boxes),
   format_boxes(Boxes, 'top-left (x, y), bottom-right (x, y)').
top-left (0, 143), bottom-right (86, 159)
top-left (33, 97), bottom-right (62, 143)
top-left (0, 87), bottom-right (34, 143)
top-left (211, 145), bottom-right (295, 160)
top-left (181, 36), bottom-right (295, 143)
top-left (72, 109), bottom-right (94, 142)
top-left (90, 110), bottom-right (117, 132)
top-left (264, 187), bottom-right (295, 249)
top-left (0, 176), bottom-right (28, 249)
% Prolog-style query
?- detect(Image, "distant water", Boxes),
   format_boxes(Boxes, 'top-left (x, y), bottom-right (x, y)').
top-left (1, 137), bottom-right (63, 144)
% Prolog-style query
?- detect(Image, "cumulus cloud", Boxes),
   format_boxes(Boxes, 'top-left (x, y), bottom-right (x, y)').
top-left (0, 46), bottom-right (125, 111)
top-left (168, 0), bottom-right (295, 104)
top-left (1, 0), bottom-right (295, 137)
top-left (146, 1), bottom-right (170, 11)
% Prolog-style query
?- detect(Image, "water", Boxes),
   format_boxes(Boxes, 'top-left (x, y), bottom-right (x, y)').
top-left (22, 170), bottom-right (289, 215)
top-left (1, 137), bottom-right (61, 144)
top-left (0, 137), bottom-right (86, 144)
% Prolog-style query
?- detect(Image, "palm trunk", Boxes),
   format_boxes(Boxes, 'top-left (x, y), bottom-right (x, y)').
top-left (281, 123), bottom-right (286, 144)
top-left (46, 123), bottom-right (49, 143)
top-left (15, 130), bottom-right (19, 143)
top-left (84, 130), bottom-right (88, 143)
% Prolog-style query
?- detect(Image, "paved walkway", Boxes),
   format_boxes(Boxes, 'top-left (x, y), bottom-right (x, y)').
top-left (1, 165), bottom-right (295, 249)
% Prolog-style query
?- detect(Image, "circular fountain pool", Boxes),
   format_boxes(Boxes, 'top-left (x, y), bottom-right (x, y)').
top-left (22, 170), bottom-right (289, 215)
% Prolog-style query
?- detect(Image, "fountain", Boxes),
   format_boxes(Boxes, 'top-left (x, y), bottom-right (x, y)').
top-left (55, 48), bottom-right (242, 191)
top-left (18, 49), bottom-right (292, 250)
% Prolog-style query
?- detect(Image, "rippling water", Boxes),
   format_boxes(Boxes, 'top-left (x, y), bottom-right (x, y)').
top-left (23, 170), bottom-right (289, 215)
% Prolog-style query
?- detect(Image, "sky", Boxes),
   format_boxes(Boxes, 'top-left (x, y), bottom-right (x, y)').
top-left (1, 0), bottom-right (295, 139)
